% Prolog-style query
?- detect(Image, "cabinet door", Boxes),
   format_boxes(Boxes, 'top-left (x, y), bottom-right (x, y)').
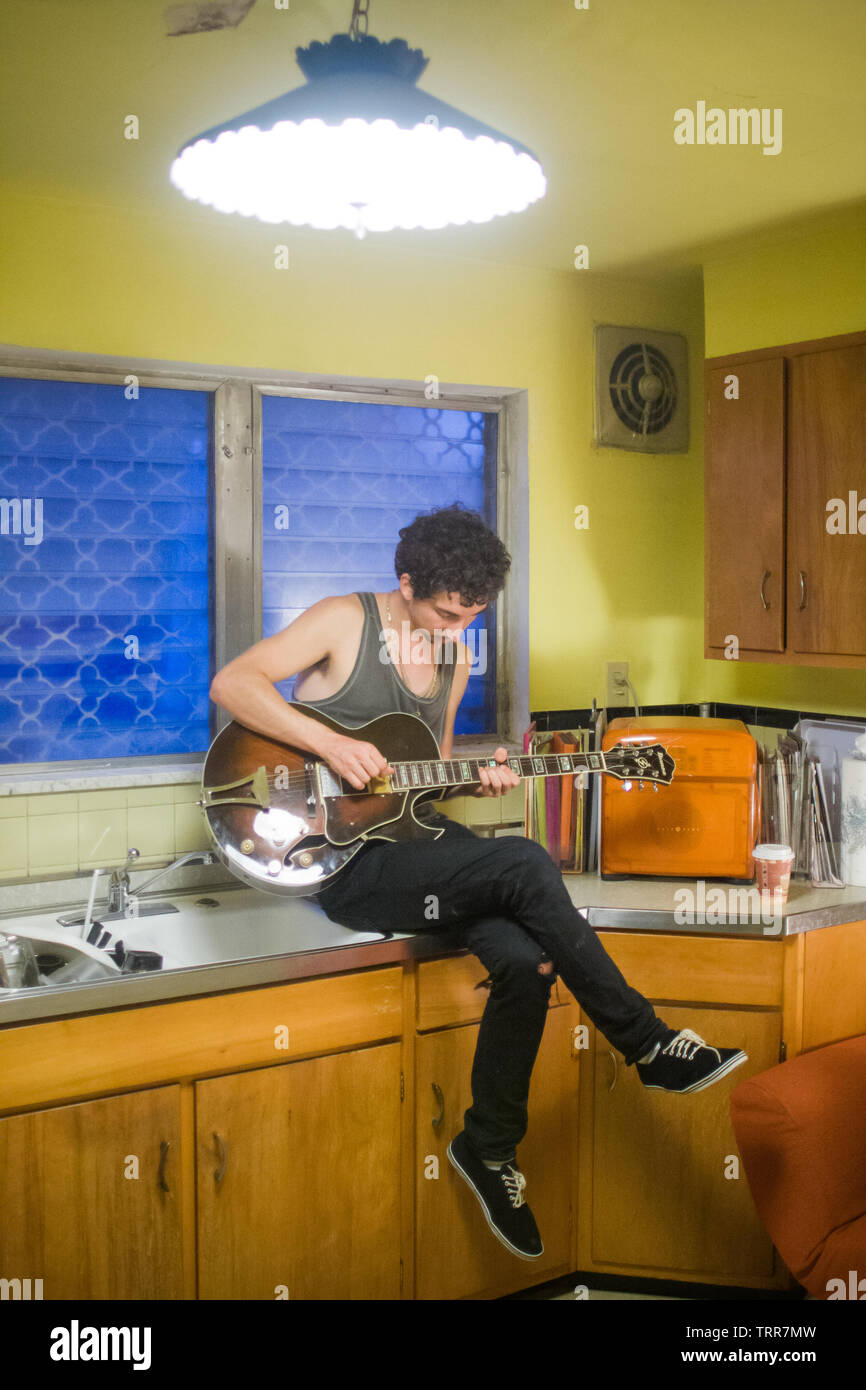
top-left (787, 343), bottom-right (866, 656)
top-left (196, 1043), bottom-right (402, 1300)
top-left (415, 1004), bottom-right (579, 1300)
top-left (705, 359), bottom-right (786, 652)
top-left (587, 1006), bottom-right (781, 1280)
top-left (0, 1086), bottom-right (183, 1300)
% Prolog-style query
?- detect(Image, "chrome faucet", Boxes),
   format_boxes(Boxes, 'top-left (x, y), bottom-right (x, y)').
top-left (107, 847), bottom-right (140, 914)
top-left (58, 848), bottom-right (218, 930)
top-left (125, 849), bottom-right (218, 901)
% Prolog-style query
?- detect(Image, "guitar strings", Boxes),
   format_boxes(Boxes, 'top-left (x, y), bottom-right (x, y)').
top-left (223, 755), bottom-right (608, 790)
top-left (207, 756), bottom-right (626, 803)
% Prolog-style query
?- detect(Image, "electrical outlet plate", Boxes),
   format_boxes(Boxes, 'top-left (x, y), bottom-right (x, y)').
top-left (606, 661), bottom-right (629, 707)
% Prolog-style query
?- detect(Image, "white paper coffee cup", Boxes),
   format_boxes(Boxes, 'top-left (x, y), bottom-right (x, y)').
top-left (752, 843), bottom-right (794, 903)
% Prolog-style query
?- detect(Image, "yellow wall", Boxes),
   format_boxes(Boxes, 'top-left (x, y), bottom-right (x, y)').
top-left (0, 186), bottom-right (711, 876)
top-left (704, 201), bottom-right (866, 358)
top-left (695, 201), bottom-right (866, 716)
top-left (1, 187), bottom-right (707, 722)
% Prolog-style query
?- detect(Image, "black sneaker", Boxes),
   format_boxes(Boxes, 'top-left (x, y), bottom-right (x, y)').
top-left (446, 1130), bottom-right (543, 1261)
top-left (636, 1027), bottom-right (748, 1094)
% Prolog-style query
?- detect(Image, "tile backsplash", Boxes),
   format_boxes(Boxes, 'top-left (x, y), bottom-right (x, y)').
top-left (0, 777), bottom-right (528, 887)
top-left (0, 782), bottom-right (209, 882)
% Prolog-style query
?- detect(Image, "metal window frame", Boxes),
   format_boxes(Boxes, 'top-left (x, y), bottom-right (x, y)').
top-left (0, 345), bottom-right (528, 778)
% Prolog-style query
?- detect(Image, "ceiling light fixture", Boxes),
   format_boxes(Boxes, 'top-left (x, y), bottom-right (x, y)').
top-left (169, 0), bottom-right (546, 238)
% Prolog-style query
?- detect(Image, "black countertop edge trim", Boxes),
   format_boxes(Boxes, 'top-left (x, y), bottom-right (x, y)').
top-left (529, 702), bottom-right (866, 732)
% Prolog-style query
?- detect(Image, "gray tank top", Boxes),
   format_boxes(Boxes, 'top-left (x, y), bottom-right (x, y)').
top-left (294, 591), bottom-right (457, 745)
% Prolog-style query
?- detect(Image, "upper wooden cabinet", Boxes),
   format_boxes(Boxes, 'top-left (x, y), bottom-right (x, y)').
top-left (705, 330), bottom-right (866, 666)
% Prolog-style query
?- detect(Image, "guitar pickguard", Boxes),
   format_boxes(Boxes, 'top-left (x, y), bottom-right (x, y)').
top-left (322, 788), bottom-right (445, 846)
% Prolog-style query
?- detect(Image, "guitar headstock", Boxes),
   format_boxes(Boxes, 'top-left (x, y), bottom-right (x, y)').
top-left (604, 741), bottom-right (675, 785)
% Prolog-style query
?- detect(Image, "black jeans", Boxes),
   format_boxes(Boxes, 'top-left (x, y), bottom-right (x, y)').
top-left (314, 813), bottom-right (670, 1162)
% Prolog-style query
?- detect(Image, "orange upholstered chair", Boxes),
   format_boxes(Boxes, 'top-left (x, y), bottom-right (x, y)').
top-left (729, 1034), bottom-right (866, 1300)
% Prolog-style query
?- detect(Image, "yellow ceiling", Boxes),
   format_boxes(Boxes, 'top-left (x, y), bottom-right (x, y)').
top-left (1, 0), bottom-right (865, 273)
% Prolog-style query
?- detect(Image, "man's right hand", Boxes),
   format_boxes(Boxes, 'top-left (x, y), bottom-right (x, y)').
top-left (320, 732), bottom-right (393, 791)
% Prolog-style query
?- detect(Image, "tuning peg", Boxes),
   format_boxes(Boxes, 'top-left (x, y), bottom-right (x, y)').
top-left (652, 783), bottom-right (659, 792)
top-left (638, 780), bottom-right (644, 790)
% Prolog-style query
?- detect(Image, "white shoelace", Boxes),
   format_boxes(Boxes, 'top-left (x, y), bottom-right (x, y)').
top-left (501, 1165), bottom-right (527, 1209)
top-left (662, 1028), bottom-right (720, 1062)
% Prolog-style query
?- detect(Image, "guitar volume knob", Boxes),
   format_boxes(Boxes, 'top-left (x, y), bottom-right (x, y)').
top-left (298, 851), bottom-right (314, 868)
top-left (240, 838), bottom-right (255, 854)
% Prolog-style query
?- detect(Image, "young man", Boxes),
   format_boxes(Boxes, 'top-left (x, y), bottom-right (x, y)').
top-left (209, 504), bottom-right (748, 1263)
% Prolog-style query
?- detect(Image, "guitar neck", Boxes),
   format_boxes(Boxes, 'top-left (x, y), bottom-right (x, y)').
top-left (387, 749), bottom-right (606, 793)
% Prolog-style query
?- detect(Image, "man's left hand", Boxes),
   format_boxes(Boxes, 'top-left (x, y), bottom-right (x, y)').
top-left (474, 747), bottom-right (521, 797)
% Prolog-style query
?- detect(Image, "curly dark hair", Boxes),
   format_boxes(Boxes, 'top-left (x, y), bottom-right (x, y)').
top-left (394, 504), bottom-right (511, 606)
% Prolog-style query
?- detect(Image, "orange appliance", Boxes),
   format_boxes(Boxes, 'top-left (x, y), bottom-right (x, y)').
top-left (600, 716), bottom-right (759, 880)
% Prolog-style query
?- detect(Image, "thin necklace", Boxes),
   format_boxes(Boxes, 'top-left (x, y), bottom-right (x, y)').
top-left (385, 592), bottom-right (440, 699)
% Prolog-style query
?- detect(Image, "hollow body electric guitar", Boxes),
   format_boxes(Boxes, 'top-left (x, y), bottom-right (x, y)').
top-left (199, 703), bottom-right (676, 896)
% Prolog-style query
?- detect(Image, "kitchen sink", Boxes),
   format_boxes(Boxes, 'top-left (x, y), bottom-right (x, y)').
top-left (0, 884), bottom-right (389, 993)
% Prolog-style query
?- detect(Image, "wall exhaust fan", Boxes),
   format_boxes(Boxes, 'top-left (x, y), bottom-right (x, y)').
top-left (594, 325), bottom-right (689, 453)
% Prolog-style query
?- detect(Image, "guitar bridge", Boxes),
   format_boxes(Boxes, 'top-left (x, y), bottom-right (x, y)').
top-left (200, 764), bottom-right (271, 810)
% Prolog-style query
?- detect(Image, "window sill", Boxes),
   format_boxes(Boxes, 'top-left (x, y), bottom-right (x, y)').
top-left (0, 761), bottom-right (205, 797)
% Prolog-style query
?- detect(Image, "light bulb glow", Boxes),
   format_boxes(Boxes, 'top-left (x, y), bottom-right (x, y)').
top-left (170, 117), bottom-right (546, 230)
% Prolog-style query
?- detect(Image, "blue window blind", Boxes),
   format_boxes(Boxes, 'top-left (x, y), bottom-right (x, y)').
top-left (0, 378), bottom-right (211, 763)
top-left (261, 397), bottom-right (498, 735)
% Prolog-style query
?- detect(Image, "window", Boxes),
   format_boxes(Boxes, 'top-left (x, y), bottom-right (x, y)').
top-left (0, 351), bottom-right (524, 770)
top-left (260, 393), bottom-right (499, 735)
top-left (0, 377), bottom-right (211, 764)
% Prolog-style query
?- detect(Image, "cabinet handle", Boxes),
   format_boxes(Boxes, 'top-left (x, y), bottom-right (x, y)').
top-left (157, 1139), bottom-right (171, 1193)
top-left (759, 570), bottom-right (771, 610)
top-left (213, 1130), bottom-right (228, 1184)
top-left (799, 570), bottom-right (807, 610)
top-left (607, 1049), bottom-right (618, 1092)
top-left (431, 1083), bottom-right (444, 1133)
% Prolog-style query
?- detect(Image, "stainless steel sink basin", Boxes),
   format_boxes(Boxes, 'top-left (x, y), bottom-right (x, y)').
top-left (109, 887), bottom-right (388, 969)
top-left (0, 885), bottom-right (389, 993)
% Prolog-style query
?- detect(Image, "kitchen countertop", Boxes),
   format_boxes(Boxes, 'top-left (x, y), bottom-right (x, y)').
top-left (561, 873), bottom-right (866, 937)
top-left (1, 872), bottom-right (864, 1028)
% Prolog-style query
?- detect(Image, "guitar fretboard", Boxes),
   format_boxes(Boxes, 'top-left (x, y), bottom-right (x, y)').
top-left (388, 750), bottom-right (606, 791)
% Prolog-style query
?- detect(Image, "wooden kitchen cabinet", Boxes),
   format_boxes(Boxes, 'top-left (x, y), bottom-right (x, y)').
top-left (585, 1005), bottom-right (781, 1281)
top-left (414, 1002), bottom-right (580, 1300)
top-left (787, 343), bottom-right (866, 657)
top-left (0, 1085), bottom-right (184, 1300)
top-left (705, 357), bottom-right (786, 653)
top-left (195, 1043), bottom-right (403, 1300)
top-left (705, 328), bottom-right (866, 666)
top-left (0, 966), bottom-right (405, 1301)
top-left (575, 929), bottom-right (802, 1291)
